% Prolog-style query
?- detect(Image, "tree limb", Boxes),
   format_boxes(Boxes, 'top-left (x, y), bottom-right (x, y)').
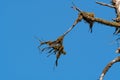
top-left (99, 56), bottom-right (120, 80)
top-left (96, 1), bottom-right (115, 8)
top-left (94, 17), bottom-right (120, 27)
top-left (80, 11), bottom-right (120, 28)
top-left (72, 6), bottom-right (120, 29)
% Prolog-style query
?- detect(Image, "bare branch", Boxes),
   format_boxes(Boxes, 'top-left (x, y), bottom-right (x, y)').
top-left (94, 17), bottom-right (120, 27)
top-left (62, 14), bottom-right (83, 37)
top-left (71, 6), bottom-right (120, 28)
top-left (79, 11), bottom-right (120, 28)
top-left (99, 56), bottom-right (120, 80)
top-left (71, 6), bottom-right (82, 12)
top-left (96, 1), bottom-right (115, 8)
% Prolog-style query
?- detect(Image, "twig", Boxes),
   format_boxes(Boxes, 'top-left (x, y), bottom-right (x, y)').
top-left (71, 6), bottom-right (82, 12)
top-left (96, 1), bottom-right (115, 8)
top-left (62, 6), bottom-right (83, 37)
top-left (63, 21), bottom-right (78, 36)
top-left (99, 56), bottom-right (120, 80)
top-left (62, 15), bottom-right (82, 37)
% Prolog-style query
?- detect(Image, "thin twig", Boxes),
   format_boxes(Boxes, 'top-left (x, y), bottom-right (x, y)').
top-left (99, 56), bottom-right (120, 80)
top-left (62, 6), bottom-right (83, 37)
top-left (34, 36), bottom-right (42, 43)
top-left (63, 19), bottom-right (79, 36)
top-left (96, 1), bottom-right (115, 8)
top-left (71, 6), bottom-right (82, 12)
top-left (63, 15), bottom-right (82, 37)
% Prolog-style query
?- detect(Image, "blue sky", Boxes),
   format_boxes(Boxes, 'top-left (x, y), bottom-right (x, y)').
top-left (1, 0), bottom-right (120, 80)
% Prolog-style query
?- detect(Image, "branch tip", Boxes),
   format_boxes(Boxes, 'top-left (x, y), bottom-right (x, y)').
top-left (96, 1), bottom-right (115, 8)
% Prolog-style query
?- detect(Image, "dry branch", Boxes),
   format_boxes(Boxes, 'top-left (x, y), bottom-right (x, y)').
top-left (96, 1), bottom-right (115, 8)
top-left (72, 6), bottom-right (120, 29)
top-left (63, 14), bottom-right (83, 36)
top-left (99, 56), bottom-right (120, 80)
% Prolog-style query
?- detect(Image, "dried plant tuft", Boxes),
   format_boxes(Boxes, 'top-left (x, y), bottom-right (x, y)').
top-left (38, 36), bottom-right (66, 66)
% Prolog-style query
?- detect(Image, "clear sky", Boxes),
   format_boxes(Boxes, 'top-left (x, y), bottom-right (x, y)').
top-left (1, 0), bottom-right (120, 80)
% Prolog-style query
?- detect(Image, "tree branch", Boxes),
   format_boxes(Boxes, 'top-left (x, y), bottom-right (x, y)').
top-left (94, 17), bottom-right (120, 27)
top-left (96, 1), bottom-right (115, 8)
top-left (79, 11), bottom-right (120, 28)
top-left (99, 56), bottom-right (120, 80)
top-left (62, 14), bottom-right (83, 37)
top-left (72, 6), bottom-right (120, 29)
